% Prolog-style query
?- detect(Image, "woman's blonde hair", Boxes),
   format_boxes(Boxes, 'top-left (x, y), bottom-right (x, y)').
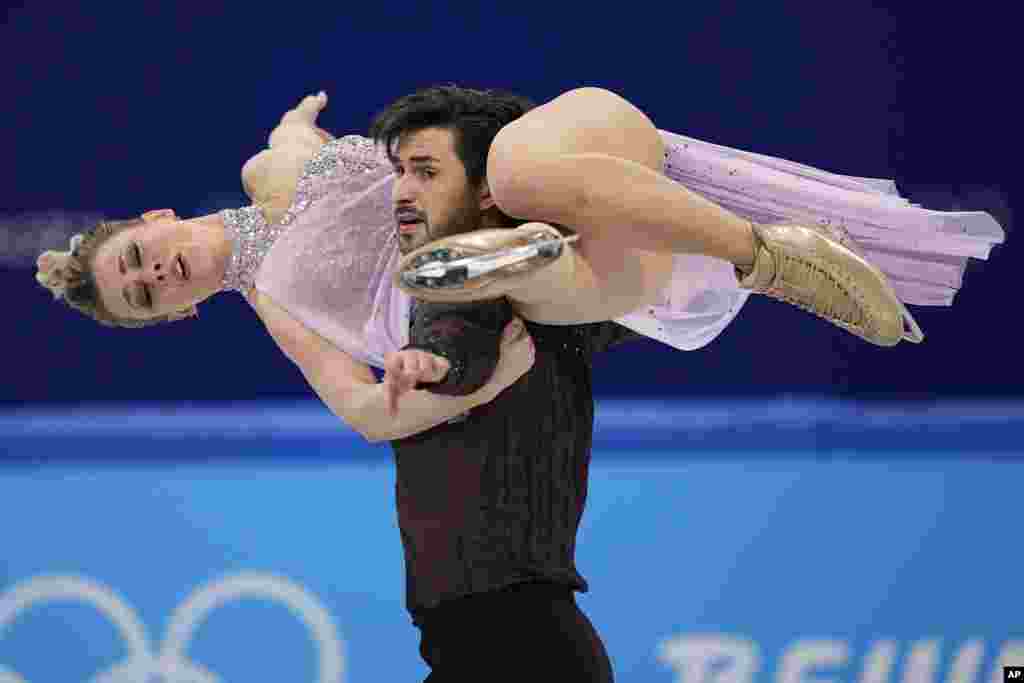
top-left (35, 217), bottom-right (198, 328)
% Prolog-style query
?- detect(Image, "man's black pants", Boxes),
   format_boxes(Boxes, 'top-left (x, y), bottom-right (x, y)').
top-left (417, 582), bottom-right (614, 682)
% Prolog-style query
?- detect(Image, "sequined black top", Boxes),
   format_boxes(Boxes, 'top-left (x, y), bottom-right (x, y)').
top-left (391, 298), bottom-right (642, 624)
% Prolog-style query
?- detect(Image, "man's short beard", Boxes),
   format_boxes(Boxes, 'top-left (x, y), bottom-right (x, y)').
top-left (433, 199), bottom-right (483, 241)
top-left (397, 189), bottom-right (494, 255)
top-left (428, 191), bottom-right (483, 244)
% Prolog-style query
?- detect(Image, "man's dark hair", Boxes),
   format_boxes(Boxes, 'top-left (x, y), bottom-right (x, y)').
top-left (369, 85), bottom-right (536, 187)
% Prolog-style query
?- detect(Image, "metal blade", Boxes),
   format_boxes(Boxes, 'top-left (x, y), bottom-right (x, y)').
top-left (406, 234), bottom-right (579, 279)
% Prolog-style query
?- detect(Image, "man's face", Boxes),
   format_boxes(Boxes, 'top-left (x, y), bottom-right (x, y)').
top-left (390, 127), bottom-right (483, 255)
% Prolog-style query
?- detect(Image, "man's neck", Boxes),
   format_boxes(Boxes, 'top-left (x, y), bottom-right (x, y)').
top-left (478, 207), bottom-right (519, 231)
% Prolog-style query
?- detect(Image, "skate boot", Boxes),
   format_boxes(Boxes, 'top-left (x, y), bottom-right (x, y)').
top-left (738, 221), bottom-right (924, 346)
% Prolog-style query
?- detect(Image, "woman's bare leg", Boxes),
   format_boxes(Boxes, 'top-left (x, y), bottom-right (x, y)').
top-left (397, 87), bottom-right (913, 344)
top-left (486, 87), bottom-right (758, 268)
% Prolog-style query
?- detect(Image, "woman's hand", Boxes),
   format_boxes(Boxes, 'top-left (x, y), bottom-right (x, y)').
top-left (269, 91), bottom-right (335, 149)
top-left (382, 349), bottom-right (451, 416)
top-left (382, 317), bottom-right (536, 416)
top-left (242, 92), bottom-right (336, 223)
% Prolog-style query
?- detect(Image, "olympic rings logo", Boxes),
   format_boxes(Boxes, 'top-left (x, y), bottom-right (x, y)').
top-left (0, 572), bottom-right (345, 683)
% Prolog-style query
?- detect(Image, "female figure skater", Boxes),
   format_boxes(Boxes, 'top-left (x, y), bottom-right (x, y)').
top-left (35, 87), bottom-right (1004, 419)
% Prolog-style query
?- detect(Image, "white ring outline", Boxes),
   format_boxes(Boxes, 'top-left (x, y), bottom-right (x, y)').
top-left (0, 572), bottom-right (344, 683)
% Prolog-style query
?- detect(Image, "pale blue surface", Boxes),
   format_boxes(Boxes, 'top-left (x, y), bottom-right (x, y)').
top-left (1, 403), bottom-right (1022, 682)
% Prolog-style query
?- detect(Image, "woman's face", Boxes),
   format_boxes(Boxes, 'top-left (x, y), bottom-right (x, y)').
top-left (91, 210), bottom-right (226, 321)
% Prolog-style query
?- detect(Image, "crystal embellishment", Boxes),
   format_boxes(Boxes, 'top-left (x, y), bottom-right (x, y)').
top-left (220, 205), bottom-right (282, 294)
top-left (279, 135), bottom-right (380, 227)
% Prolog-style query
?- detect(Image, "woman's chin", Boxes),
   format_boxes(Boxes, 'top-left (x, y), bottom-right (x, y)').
top-left (184, 244), bottom-right (216, 287)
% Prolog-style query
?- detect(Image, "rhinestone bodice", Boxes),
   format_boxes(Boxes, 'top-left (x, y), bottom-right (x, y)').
top-left (220, 205), bottom-right (280, 294)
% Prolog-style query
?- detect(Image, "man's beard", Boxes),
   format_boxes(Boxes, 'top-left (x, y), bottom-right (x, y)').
top-left (398, 196), bottom-right (482, 255)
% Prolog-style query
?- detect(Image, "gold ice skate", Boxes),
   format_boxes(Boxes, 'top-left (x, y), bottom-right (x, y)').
top-left (737, 221), bottom-right (924, 346)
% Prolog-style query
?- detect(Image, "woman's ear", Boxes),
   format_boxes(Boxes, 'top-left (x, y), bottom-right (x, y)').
top-left (142, 209), bottom-right (178, 222)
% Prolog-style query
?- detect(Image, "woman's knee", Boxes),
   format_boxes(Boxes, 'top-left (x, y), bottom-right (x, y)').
top-left (487, 151), bottom-right (589, 222)
top-left (486, 125), bottom-right (549, 219)
top-left (558, 86), bottom-right (630, 108)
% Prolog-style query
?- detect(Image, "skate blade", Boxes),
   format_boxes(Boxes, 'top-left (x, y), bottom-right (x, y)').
top-left (405, 234), bottom-right (580, 281)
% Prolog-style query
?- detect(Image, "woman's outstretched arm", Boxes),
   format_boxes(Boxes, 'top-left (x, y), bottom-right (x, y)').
top-left (247, 288), bottom-right (533, 443)
top-left (241, 92), bottom-right (335, 224)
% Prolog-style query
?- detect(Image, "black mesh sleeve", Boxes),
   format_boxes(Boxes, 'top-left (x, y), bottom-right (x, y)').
top-left (403, 299), bottom-right (517, 396)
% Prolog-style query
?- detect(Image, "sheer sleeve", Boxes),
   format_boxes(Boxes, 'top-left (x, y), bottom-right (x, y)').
top-left (405, 299), bottom-right (516, 396)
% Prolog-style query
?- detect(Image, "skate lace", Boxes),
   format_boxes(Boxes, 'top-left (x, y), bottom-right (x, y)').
top-left (764, 252), bottom-right (869, 334)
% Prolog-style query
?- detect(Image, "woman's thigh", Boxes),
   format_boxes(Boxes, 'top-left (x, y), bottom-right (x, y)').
top-left (487, 87), bottom-right (665, 183)
top-left (512, 242), bottom-right (673, 325)
top-left (487, 87), bottom-right (674, 323)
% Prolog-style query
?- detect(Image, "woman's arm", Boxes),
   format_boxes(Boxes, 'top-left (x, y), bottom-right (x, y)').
top-left (247, 289), bottom-right (532, 443)
top-left (307, 347), bottom-right (491, 443)
top-left (241, 93), bottom-right (334, 225)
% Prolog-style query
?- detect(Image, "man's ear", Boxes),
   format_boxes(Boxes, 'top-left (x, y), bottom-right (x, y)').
top-left (477, 180), bottom-right (497, 212)
top-left (141, 209), bottom-right (178, 222)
